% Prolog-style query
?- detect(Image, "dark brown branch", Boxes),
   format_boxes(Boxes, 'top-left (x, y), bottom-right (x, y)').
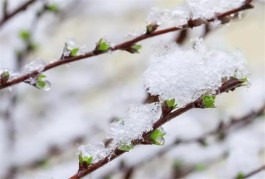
top-left (69, 79), bottom-right (245, 179)
top-left (0, 0), bottom-right (253, 90)
top-left (0, 0), bottom-right (37, 28)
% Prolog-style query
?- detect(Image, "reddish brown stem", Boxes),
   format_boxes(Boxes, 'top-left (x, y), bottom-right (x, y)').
top-left (0, 0), bottom-right (253, 90)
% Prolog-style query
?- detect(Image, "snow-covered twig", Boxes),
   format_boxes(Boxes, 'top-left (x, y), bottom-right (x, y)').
top-left (101, 103), bottom-right (265, 179)
top-left (0, 0), bottom-right (253, 90)
top-left (69, 78), bottom-right (245, 179)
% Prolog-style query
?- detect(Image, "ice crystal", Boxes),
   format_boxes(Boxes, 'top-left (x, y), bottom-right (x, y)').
top-left (142, 39), bottom-right (248, 108)
top-left (78, 143), bottom-right (111, 163)
top-left (23, 59), bottom-right (46, 73)
top-left (61, 40), bottom-right (80, 58)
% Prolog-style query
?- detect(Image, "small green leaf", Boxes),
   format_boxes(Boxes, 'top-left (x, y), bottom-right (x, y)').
top-left (19, 30), bottom-right (31, 41)
top-left (70, 48), bottom-right (79, 56)
top-left (96, 38), bottom-right (110, 52)
top-left (165, 98), bottom-right (177, 109)
top-left (202, 95), bottom-right (215, 108)
top-left (149, 129), bottom-right (165, 145)
top-left (46, 4), bottom-right (59, 13)
top-left (0, 70), bottom-right (10, 84)
top-left (79, 154), bottom-right (93, 165)
top-left (195, 164), bottom-right (205, 171)
top-left (118, 143), bottom-right (134, 152)
top-left (236, 172), bottom-right (245, 179)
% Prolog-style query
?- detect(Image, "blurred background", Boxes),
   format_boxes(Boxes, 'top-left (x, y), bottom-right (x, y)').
top-left (0, 0), bottom-right (264, 179)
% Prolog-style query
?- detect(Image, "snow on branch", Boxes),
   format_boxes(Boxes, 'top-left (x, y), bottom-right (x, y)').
top-left (143, 38), bottom-right (247, 108)
top-left (0, 0), bottom-right (253, 90)
top-left (101, 104), bottom-right (265, 179)
top-left (70, 78), bottom-right (246, 179)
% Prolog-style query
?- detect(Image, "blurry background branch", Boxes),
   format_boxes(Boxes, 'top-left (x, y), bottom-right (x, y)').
top-left (234, 164), bottom-right (265, 179)
top-left (0, 0), bottom-right (37, 28)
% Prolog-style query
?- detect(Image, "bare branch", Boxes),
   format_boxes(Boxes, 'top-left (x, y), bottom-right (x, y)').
top-left (0, 0), bottom-right (37, 28)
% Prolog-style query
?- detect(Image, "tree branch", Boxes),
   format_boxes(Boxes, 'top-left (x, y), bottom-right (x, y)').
top-left (100, 103), bottom-right (265, 179)
top-left (0, 0), bottom-right (37, 28)
top-left (0, 0), bottom-right (253, 90)
top-left (69, 78), bottom-right (245, 179)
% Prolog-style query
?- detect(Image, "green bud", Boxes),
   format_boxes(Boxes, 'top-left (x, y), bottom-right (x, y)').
top-left (19, 30), bottom-right (31, 41)
top-left (70, 48), bottom-right (79, 56)
top-left (165, 98), bottom-right (177, 109)
top-left (149, 129), bottom-right (166, 145)
top-left (236, 172), bottom-right (245, 179)
top-left (202, 95), bottom-right (215, 108)
top-left (79, 154), bottom-right (93, 165)
top-left (46, 4), bottom-right (59, 13)
top-left (96, 38), bottom-right (110, 52)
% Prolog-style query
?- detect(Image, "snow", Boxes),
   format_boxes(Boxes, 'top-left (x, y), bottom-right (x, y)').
top-left (108, 103), bottom-right (161, 148)
top-left (79, 103), bottom-right (161, 162)
top-left (187, 0), bottom-right (245, 19)
top-left (143, 39), bottom-right (248, 107)
top-left (23, 59), bottom-right (46, 73)
top-left (146, 6), bottom-right (190, 28)
top-left (146, 0), bottom-right (245, 28)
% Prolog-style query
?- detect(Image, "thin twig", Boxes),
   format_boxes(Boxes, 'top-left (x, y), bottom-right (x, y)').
top-left (69, 79), bottom-right (244, 179)
top-left (0, 0), bottom-right (254, 90)
top-left (0, 0), bottom-right (37, 27)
